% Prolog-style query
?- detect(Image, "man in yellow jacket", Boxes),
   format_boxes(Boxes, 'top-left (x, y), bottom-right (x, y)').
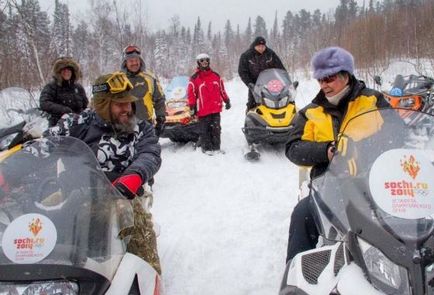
top-left (121, 45), bottom-right (166, 136)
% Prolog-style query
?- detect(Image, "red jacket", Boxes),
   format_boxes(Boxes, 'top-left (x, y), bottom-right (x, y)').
top-left (187, 68), bottom-right (229, 117)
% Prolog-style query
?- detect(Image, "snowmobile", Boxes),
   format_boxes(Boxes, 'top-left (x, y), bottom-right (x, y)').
top-left (374, 74), bottom-right (434, 125)
top-left (242, 69), bottom-right (298, 161)
top-left (160, 76), bottom-right (200, 143)
top-left (280, 108), bottom-right (434, 295)
top-left (0, 87), bottom-right (47, 156)
top-left (0, 136), bottom-right (161, 295)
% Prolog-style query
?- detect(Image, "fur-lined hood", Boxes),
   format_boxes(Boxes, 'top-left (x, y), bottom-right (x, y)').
top-left (52, 57), bottom-right (82, 85)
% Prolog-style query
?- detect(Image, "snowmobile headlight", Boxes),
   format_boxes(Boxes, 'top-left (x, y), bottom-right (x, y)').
top-left (278, 96), bottom-right (289, 108)
top-left (263, 97), bottom-right (276, 108)
top-left (0, 280), bottom-right (79, 295)
top-left (399, 97), bottom-right (415, 108)
top-left (358, 237), bottom-right (410, 295)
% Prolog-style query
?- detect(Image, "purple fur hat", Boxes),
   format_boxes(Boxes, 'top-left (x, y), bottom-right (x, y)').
top-left (311, 46), bottom-right (354, 80)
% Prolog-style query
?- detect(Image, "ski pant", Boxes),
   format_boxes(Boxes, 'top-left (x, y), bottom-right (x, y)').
top-left (286, 195), bottom-right (319, 264)
top-left (199, 113), bottom-right (221, 152)
top-left (246, 90), bottom-right (258, 112)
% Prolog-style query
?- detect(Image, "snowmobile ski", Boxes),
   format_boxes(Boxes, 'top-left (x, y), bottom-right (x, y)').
top-left (245, 145), bottom-right (260, 161)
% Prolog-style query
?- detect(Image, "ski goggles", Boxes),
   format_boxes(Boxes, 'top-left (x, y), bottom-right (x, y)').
top-left (198, 58), bottom-right (210, 63)
top-left (123, 45), bottom-right (141, 55)
top-left (92, 72), bottom-right (133, 94)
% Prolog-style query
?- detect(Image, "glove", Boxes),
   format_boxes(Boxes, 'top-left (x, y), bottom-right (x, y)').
top-left (155, 116), bottom-right (165, 137)
top-left (112, 173), bottom-right (144, 199)
top-left (225, 100), bottom-right (231, 110)
top-left (189, 105), bottom-right (197, 116)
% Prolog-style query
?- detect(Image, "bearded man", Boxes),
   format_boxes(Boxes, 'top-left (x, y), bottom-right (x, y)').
top-left (43, 72), bottom-right (162, 273)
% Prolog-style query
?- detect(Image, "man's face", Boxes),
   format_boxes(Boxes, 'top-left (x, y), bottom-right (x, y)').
top-left (254, 44), bottom-right (266, 54)
top-left (111, 101), bottom-right (133, 125)
top-left (125, 57), bottom-right (141, 73)
top-left (60, 68), bottom-right (72, 81)
top-left (198, 58), bottom-right (209, 69)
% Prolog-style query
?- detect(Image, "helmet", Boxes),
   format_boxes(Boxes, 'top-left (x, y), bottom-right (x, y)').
top-left (196, 53), bottom-right (210, 61)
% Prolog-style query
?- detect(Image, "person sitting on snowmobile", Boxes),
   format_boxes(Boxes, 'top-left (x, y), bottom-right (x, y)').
top-left (43, 72), bottom-right (162, 274)
top-left (40, 57), bottom-right (88, 127)
top-left (238, 36), bottom-right (286, 112)
top-left (284, 46), bottom-right (391, 264)
top-left (187, 53), bottom-right (231, 155)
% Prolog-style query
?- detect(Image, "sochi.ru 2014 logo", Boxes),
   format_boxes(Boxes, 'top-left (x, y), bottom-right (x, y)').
top-left (401, 155), bottom-right (420, 180)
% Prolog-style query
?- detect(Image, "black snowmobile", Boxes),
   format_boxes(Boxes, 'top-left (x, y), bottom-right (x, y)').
top-left (0, 137), bottom-right (161, 295)
top-left (280, 108), bottom-right (434, 295)
top-left (242, 68), bottom-right (298, 161)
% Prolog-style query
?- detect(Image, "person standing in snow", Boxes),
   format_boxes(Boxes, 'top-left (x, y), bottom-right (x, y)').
top-left (284, 47), bottom-right (390, 263)
top-left (43, 72), bottom-right (162, 274)
top-left (40, 57), bottom-right (88, 127)
top-left (120, 44), bottom-right (166, 137)
top-left (187, 53), bottom-right (231, 155)
top-left (238, 36), bottom-right (286, 112)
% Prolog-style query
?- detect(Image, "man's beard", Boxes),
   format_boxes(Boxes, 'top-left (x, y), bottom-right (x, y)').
top-left (111, 112), bottom-right (137, 134)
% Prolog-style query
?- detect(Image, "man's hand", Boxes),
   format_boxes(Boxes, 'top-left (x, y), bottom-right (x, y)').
top-left (113, 173), bottom-right (144, 199)
top-left (225, 100), bottom-right (231, 110)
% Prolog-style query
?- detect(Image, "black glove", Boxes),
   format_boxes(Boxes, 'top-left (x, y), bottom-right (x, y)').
top-left (225, 100), bottom-right (231, 110)
top-left (189, 105), bottom-right (197, 116)
top-left (155, 116), bottom-right (165, 136)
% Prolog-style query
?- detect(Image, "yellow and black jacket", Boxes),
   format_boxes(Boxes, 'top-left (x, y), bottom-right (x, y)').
top-left (122, 70), bottom-right (166, 122)
top-left (285, 77), bottom-right (390, 179)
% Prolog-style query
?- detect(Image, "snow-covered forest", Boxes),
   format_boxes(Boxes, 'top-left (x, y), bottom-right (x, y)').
top-left (0, 0), bottom-right (434, 90)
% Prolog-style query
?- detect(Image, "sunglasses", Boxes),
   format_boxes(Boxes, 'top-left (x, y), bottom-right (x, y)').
top-left (318, 74), bottom-right (339, 84)
top-left (124, 45), bottom-right (141, 55)
top-left (199, 58), bottom-right (210, 63)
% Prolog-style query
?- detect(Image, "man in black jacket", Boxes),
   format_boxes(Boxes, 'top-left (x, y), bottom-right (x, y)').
top-left (43, 72), bottom-right (162, 274)
top-left (238, 36), bottom-right (286, 111)
top-left (40, 57), bottom-right (88, 126)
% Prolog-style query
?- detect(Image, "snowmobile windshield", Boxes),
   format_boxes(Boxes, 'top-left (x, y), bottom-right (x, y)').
top-left (164, 76), bottom-right (189, 101)
top-left (0, 136), bottom-right (134, 280)
top-left (253, 69), bottom-right (295, 108)
top-left (387, 75), bottom-right (434, 96)
top-left (312, 108), bottom-right (434, 243)
top-left (0, 87), bottom-right (41, 129)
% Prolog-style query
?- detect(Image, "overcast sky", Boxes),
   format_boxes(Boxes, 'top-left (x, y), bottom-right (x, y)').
top-left (39, 0), bottom-right (366, 32)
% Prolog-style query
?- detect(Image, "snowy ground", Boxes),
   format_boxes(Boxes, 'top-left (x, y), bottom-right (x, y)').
top-left (153, 77), bottom-right (316, 294)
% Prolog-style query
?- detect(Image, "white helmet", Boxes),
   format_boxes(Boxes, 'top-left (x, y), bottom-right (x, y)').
top-left (196, 53), bottom-right (210, 61)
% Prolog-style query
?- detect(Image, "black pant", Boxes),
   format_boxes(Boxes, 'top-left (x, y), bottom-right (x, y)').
top-left (199, 113), bottom-right (221, 151)
top-left (246, 90), bottom-right (258, 111)
top-left (286, 196), bottom-right (319, 263)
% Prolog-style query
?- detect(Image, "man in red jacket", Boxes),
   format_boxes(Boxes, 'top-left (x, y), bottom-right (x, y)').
top-left (187, 53), bottom-right (231, 155)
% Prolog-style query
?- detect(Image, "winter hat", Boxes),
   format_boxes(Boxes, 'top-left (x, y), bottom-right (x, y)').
top-left (311, 46), bottom-right (354, 80)
top-left (121, 44), bottom-right (146, 72)
top-left (92, 72), bottom-right (137, 122)
top-left (253, 36), bottom-right (266, 46)
top-left (52, 56), bottom-right (82, 84)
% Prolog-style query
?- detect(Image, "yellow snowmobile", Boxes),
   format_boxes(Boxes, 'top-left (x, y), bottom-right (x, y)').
top-left (242, 68), bottom-right (298, 160)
